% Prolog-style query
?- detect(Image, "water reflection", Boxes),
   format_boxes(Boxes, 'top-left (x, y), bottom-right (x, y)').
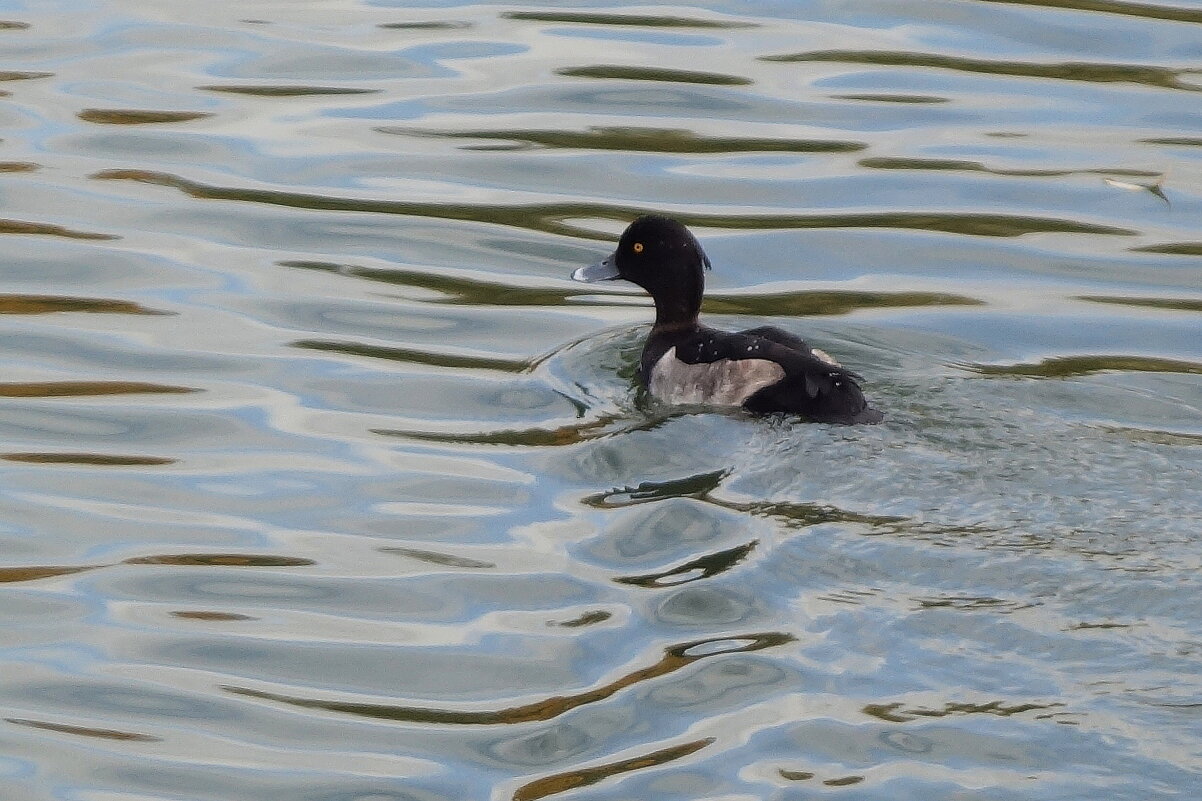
top-left (0, 219), bottom-right (117, 240)
top-left (501, 11), bottom-right (755, 28)
top-left (0, 294), bottom-right (167, 315)
top-left (91, 169), bottom-right (1139, 239)
top-left (77, 109), bottom-right (213, 124)
top-left (226, 632), bottom-right (792, 725)
top-left (762, 50), bottom-right (1202, 92)
top-left (3, 0), bottom-right (1202, 799)
top-left (384, 124), bottom-right (866, 154)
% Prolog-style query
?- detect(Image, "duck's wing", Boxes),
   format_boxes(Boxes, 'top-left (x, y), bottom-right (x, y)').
top-left (648, 327), bottom-right (881, 423)
top-left (735, 325), bottom-right (854, 375)
top-left (742, 348), bottom-right (882, 423)
top-left (696, 330), bottom-right (880, 423)
top-left (734, 325), bottom-right (810, 353)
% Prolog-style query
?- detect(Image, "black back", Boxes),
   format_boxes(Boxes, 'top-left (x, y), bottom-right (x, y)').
top-left (642, 324), bottom-right (881, 424)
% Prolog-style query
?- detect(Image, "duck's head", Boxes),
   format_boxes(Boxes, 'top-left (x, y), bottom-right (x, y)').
top-left (572, 216), bottom-right (711, 329)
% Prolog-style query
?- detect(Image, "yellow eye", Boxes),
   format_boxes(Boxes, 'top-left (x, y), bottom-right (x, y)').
top-left (632, 242), bottom-right (644, 253)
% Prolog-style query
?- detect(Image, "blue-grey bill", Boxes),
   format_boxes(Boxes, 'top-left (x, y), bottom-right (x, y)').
top-left (571, 253), bottom-right (620, 282)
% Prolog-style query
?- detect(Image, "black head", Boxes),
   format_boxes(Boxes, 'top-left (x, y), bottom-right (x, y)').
top-left (572, 215), bottom-right (711, 328)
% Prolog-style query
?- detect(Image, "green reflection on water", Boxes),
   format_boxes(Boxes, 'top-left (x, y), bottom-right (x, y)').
top-left (1079, 296), bottom-right (1202, 313)
top-left (224, 632), bottom-right (793, 725)
top-left (292, 339), bottom-right (530, 373)
top-left (972, 0), bottom-right (1202, 25)
top-left (77, 109), bottom-right (213, 125)
top-left (196, 85), bottom-right (379, 96)
top-left (0, 294), bottom-right (168, 315)
top-left (0, 381), bottom-right (197, 397)
top-left (763, 50), bottom-right (1201, 92)
top-left (858, 156), bottom-right (1159, 178)
top-left (283, 260), bottom-right (973, 317)
top-left (556, 65), bottom-right (752, 86)
top-left (1132, 242), bottom-right (1202, 255)
top-left (2, 452), bottom-right (175, 465)
top-left (378, 21), bottom-right (471, 30)
top-left (513, 738), bottom-right (715, 801)
top-left (1140, 137), bottom-right (1202, 147)
top-left (0, 71), bottom-right (52, 81)
top-left (0, 219), bottom-right (117, 240)
top-left (703, 290), bottom-right (981, 316)
top-left (93, 170), bottom-right (1136, 239)
top-left (502, 11), bottom-right (754, 28)
top-left (386, 125), bottom-right (865, 154)
top-left (832, 94), bottom-right (950, 103)
top-left (970, 355), bottom-right (1202, 377)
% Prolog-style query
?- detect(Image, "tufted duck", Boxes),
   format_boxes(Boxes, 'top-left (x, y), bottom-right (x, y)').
top-left (572, 216), bottom-right (882, 423)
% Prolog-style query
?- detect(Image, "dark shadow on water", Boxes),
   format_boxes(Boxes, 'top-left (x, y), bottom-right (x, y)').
top-left (1140, 137), bottom-right (1202, 147)
top-left (967, 355), bottom-right (1202, 377)
top-left (703, 290), bottom-right (981, 316)
top-left (832, 93), bottom-right (949, 103)
top-left (379, 21), bottom-right (471, 30)
top-left (551, 610), bottom-right (613, 628)
top-left (0, 219), bottom-right (117, 240)
top-left (970, 0), bottom-right (1202, 25)
top-left (223, 632), bottom-right (793, 725)
top-left (0, 381), bottom-right (198, 397)
top-left (172, 610), bottom-right (258, 622)
top-left (864, 699), bottom-right (1065, 723)
top-left (584, 472), bottom-right (905, 529)
top-left (281, 259), bottom-right (578, 309)
top-left (858, 156), bottom-right (1161, 179)
top-left (381, 547), bottom-right (495, 569)
top-left (372, 412), bottom-right (664, 448)
top-left (502, 11), bottom-right (755, 28)
top-left (0, 71), bottom-right (53, 81)
top-left (1078, 296), bottom-right (1202, 313)
top-left (196, 85), bottom-right (379, 96)
top-left (1131, 242), bottom-right (1202, 255)
top-left (762, 50), bottom-right (1202, 92)
top-left (912, 594), bottom-right (1033, 612)
top-left (583, 470), bottom-right (728, 507)
top-left (282, 260), bottom-right (979, 318)
top-left (93, 170), bottom-right (1137, 239)
top-left (292, 339), bottom-right (531, 373)
top-left (732, 499), bottom-right (906, 529)
top-left (2, 452), bottom-right (175, 466)
top-left (77, 109), bottom-right (213, 125)
top-left (123, 554), bottom-right (315, 567)
top-left (0, 294), bottom-right (169, 315)
top-left (513, 737), bottom-right (715, 801)
top-left (5, 717), bottom-right (161, 742)
top-left (615, 541), bottom-right (757, 587)
top-left (1099, 426), bottom-right (1202, 446)
top-left (382, 125), bottom-right (865, 154)
top-left (557, 65), bottom-right (751, 86)
top-left (0, 565), bottom-right (99, 583)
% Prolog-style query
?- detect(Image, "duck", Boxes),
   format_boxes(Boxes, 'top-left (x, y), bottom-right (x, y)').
top-left (572, 215), bottom-right (882, 424)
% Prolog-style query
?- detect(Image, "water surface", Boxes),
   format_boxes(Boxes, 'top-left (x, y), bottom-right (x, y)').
top-left (1, 1), bottom-right (1201, 800)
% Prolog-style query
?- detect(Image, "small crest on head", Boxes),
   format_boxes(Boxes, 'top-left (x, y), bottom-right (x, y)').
top-left (619, 215), bottom-right (712, 276)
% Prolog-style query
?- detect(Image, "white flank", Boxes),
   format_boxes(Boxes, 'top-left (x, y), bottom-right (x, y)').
top-left (649, 347), bottom-right (786, 406)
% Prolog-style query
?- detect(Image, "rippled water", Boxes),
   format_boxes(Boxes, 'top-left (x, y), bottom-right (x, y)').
top-left (2, 1), bottom-right (1201, 799)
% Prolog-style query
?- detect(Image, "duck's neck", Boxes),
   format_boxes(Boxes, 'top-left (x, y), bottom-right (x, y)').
top-left (650, 278), bottom-right (703, 333)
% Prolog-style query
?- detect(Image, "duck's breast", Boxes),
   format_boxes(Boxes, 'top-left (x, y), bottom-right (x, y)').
top-left (647, 346), bottom-right (785, 406)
